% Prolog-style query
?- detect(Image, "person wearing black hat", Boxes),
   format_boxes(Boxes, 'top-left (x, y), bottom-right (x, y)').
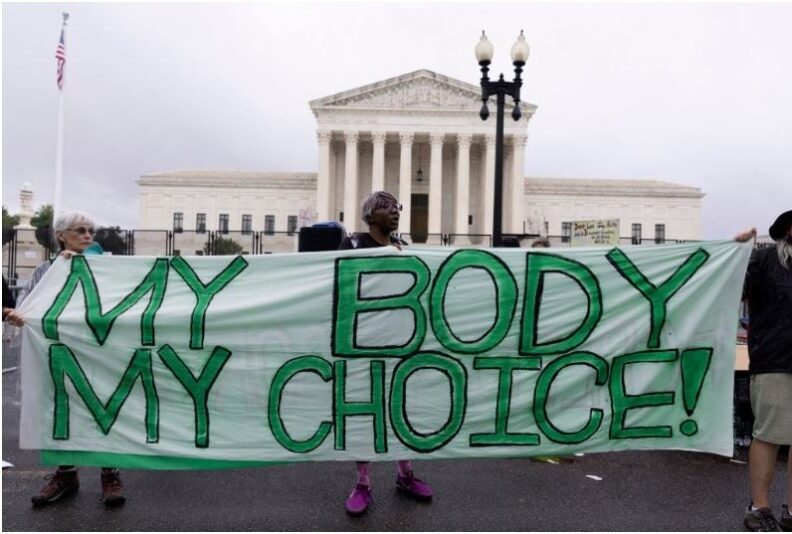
top-left (735, 210), bottom-right (792, 532)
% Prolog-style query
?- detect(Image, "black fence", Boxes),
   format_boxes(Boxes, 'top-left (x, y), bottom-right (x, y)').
top-left (0, 226), bottom-right (727, 284)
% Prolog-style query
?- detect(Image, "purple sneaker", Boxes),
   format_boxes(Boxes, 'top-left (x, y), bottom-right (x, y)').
top-left (396, 471), bottom-right (433, 501)
top-left (345, 483), bottom-right (372, 516)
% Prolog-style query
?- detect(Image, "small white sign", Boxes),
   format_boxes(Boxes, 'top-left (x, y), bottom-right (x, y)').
top-left (571, 219), bottom-right (620, 247)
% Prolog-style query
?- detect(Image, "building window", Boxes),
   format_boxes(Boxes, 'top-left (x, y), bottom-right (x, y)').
top-left (287, 215), bottom-right (298, 236)
top-left (655, 224), bottom-right (666, 244)
top-left (196, 213), bottom-right (206, 234)
top-left (264, 215), bottom-right (275, 235)
top-left (561, 222), bottom-right (572, 243)
top-left (242, 214), bottom-right (252, 235)
top-left (173, 212), bottom-right (183, 233)
top-left (631, 223), bottom-right (642, 245)
top-left (219, 214), bottom-right (229, 234)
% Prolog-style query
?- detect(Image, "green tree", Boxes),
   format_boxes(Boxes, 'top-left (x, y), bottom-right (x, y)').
top-left (2, 206), bottom-right (19, 244)
top-left (31, 204), bottom-right (54, 249)
top-left (204, 235), bottom-right (242, 256)
top-left (94, 226), bottom-right (128, 255)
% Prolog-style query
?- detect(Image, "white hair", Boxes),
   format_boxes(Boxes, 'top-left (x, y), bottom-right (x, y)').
top-left (53, 211), bottom-right (96, 250)
top-left (777, 239), bottom-right (792, 269)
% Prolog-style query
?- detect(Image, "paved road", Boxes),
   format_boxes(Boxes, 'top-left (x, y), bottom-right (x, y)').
top-left (2, 336), bottom-right (788, 531)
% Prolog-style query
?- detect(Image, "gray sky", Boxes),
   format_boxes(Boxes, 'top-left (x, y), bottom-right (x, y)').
top-left (3, 2), bottom-right (791, 239)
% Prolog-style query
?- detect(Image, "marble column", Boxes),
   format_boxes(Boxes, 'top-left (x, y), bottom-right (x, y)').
top-left (454, 133), bottom-right (472, 245)
top-left (502, 143), bottom-right (514, 234)
top-left (371, 132), bottom-right (386, 193)
top-left (343, 131), bottom-right (359, 231)
top-left (316, 130), bottom-right (332, 222)
top-left (482, 134), bottom-right (496, 243)
top-left (398, 132), bottom-right (414, 238)
top-left (427, 133), bottom-right (444, 244)
top-left (510, 134), bottom-right (528, 234)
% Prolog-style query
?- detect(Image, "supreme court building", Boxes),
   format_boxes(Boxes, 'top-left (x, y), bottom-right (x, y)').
top-left (138, 69), bottom-right (703, 250)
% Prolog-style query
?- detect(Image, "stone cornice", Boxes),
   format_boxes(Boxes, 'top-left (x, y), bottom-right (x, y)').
top-left (525, 178), bottom-right (704, 199)
top-left (309, 69), bottom-right (536, 120)
top-left (138, 171), bottom-right (317, 190)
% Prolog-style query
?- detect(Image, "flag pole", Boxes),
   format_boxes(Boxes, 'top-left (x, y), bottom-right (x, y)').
top-left (53, 12), bottom-right (69, 227)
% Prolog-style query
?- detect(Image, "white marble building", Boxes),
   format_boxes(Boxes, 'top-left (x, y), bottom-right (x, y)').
top-left (137, 69), bottom-right (703, 249)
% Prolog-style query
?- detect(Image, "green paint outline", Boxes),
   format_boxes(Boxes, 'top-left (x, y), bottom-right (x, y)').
top-left (389, 352), bottom-right (467, 453)
top-left (49, 343), bottom-right (159, 443)
top-left (533, 352), bottom-right (608, 444)
top-left (333, 359), bottom-right (387, 453)
top-left (606, 247), bottom-right (709, 348)
top-left (680, 347), bottom-right (714, 416)
top-left (519, 253), bottom-right (603, 356)
top-left (609, 349), bottom-right (678, 439)
top-left (430, 249), bottom-right (518, 354)
top-left (332, 256), bottom-right (430, 358)
top-left (157, 344), bottom-right (232, 448)
top-left (170, 256), bottom-right (249, 350)
top-left (469, 356), bottom-right (541, 447)
top-left (268, 355), bottom-right (333, 453)
top-left (42, 256), bottom-right (169, 346)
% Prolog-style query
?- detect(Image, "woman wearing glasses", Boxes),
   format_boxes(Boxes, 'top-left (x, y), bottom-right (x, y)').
top-left (6, 211), bottom-right (126, 508)
top-left (338, 191), bottom-right (433, 515)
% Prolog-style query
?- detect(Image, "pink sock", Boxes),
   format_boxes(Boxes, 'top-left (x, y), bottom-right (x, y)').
top-left (356, 461), bottom-right (371, 486)
top-left (397, 460), bottom-right (412, 477)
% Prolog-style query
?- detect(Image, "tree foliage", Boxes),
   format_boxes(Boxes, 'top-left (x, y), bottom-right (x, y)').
top-left (31, 204), bottom-right (54, 249)
top-left (94, 227), bottom-right (128, 255)
top-left (204, 235), bottom-right (243, 255)
top-left (2, 206), bottom-right (19, 244)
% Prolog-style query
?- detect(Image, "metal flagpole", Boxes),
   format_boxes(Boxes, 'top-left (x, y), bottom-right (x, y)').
top-left (53, 12), bottom-right (69, 225)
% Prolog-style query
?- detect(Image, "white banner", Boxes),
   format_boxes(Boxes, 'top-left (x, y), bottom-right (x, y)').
top-left (17, 241), bottom-right (750, 468)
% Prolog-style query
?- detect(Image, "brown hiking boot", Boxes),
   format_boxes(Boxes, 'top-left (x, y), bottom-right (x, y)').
top-left (31, 469), bottom-right (80, 506)
top-left (100, 469), bottom-right (125, 507)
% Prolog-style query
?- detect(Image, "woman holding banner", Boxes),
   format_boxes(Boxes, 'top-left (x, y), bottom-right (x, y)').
top-left (736, 211), bottom-right (792, 532)
top-left (337, 191), bottom-right (434, 516)
top-left (6, 211), bottom-right (126, 508)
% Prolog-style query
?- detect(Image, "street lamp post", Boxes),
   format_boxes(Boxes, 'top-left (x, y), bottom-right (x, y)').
top-left (475, 30), bottom-right (530, 247)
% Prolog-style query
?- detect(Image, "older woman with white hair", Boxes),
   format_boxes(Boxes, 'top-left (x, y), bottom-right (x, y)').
top-left (6, 211), bottom-right (126, 508)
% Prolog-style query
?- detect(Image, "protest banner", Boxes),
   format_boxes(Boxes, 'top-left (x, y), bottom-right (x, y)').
top-left (571, 219), bottom-right (620, 247)
top-left (17, 241), bottom-right (751, 469)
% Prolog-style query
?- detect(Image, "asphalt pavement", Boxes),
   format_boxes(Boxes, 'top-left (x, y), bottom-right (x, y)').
top-left (2, 334), bottom-right (788, 532)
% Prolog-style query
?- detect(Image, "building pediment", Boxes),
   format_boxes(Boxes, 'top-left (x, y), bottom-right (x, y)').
top-left (310, 69), bottom-right (536, 116)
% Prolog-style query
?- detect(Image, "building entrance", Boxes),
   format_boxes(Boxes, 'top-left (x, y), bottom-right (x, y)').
top-left (410, 194), bottom-right (428, 243)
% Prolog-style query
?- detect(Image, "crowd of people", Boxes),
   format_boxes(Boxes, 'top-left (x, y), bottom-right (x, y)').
top-left (3, 195), bottom-right (790, 530)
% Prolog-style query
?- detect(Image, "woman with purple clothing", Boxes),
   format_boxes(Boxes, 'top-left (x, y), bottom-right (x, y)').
top-left (338, 191), bottom-right (433, 515)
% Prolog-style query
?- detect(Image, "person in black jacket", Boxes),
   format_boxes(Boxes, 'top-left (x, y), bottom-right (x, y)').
top-left (338, 191), bottom-right (432, 516)
top-left (2, 276), bottom-right (15, 321)
top-left (735, 209), bottom-right (792, 532)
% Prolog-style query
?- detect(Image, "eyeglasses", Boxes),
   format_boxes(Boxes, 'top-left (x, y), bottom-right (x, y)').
top-left (67, 226), bottom-right (96, 236)
top-left (377, 202), bottom-right (403, 212)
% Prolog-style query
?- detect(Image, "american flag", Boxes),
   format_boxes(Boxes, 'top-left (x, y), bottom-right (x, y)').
top-left (55, 23), bottom-right (66, 90)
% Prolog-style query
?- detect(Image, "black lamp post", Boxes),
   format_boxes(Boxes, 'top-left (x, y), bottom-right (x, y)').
top-left (475, 30), bottom-right (530, 247)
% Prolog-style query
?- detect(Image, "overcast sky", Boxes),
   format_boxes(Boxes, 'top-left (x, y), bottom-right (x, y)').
top-left (3, 2), bottom-right (791, 239)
